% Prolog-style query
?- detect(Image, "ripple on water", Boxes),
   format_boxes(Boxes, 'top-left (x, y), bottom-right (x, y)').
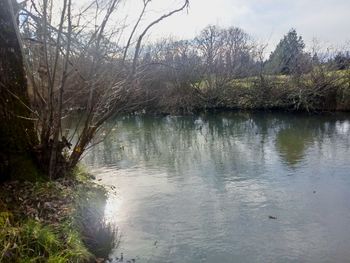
top-left (83, 112), bottom-right (350, 263)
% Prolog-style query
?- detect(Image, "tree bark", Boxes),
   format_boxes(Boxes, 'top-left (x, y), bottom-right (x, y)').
top-left (0, 0), bottom-right (39, 181)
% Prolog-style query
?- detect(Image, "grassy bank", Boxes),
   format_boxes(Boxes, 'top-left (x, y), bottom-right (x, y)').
top-left (147, 70), bottom-right (350, 114)
top-left (0, 167), bottom-right (116, 263)
top-left (221, 70), bottom-right (350, 111)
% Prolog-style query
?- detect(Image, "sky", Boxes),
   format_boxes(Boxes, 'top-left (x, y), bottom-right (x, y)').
top-left (120, 0), bottom-right (350, 54)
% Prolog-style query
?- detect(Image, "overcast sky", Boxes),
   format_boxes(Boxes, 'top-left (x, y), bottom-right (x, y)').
top-left (123, 0), bottom-right (350, 53)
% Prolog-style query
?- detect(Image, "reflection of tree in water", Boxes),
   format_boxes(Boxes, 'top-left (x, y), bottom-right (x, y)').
top-left (82, 112), bottom-right (350, 174)
top-left (273, 114), bottom-right (348, 167)
top-left (275, 127), bottom-right (313, 167)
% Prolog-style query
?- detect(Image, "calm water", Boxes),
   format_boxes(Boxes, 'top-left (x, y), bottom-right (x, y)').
top-left (83, 112), bottom-right (350, 263)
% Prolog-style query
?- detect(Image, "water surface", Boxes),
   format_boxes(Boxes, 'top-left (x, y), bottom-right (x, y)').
top-left (83, 112), bottom-right (350, 263)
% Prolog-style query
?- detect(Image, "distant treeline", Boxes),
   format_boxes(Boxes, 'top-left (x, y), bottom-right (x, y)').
top-left (128, 27), bottom-right (350, 113)
top-left (29, 22), bottom-right (350, 114)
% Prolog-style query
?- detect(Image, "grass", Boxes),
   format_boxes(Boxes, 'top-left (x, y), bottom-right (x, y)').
top-left (0, 166), bottom-right (118, 262)
top-left (214, 69), bottom-right (350, 111)
top-left (0, 214), bottom-right (92, 262)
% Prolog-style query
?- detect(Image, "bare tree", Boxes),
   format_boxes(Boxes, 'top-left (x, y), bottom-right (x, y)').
top-left (10, 0), bottom-right (190, 178)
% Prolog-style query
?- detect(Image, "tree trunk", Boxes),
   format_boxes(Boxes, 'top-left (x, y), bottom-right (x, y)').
top-left (0, 0), bottom-right (39, 181)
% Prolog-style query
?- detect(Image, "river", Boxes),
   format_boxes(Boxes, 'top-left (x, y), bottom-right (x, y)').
top-left (83, 112), bottom-right (350, 263)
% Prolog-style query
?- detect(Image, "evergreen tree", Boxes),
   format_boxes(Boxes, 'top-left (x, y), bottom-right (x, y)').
top-left (333, 52), bottom-right (350, 70)
top-left (266, 29), bottom-right (309, 75)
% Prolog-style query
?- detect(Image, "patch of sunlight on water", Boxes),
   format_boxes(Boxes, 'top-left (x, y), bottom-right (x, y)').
top-left (104, 195), bottom-right (122, 225)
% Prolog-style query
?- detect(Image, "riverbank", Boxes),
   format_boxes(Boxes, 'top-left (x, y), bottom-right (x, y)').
top-left (0, 167), bottom-right (116, 262)
top-left (142, 70), bottom-right (350, 115)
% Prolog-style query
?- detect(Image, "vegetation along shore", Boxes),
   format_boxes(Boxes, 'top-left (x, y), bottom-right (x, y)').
top-left (1, 0), bottom-right (349, 262)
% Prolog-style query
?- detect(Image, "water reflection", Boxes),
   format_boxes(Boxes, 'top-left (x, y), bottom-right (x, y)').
top-left (275, 117), bottom-right (315, 167)
top-left (83, 112), bottom-right (350, 263)
top-left (85, 113), bottom-right (349, 171)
